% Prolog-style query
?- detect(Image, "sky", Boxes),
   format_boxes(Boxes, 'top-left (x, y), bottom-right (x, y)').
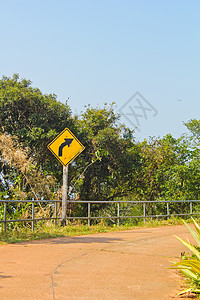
top-left (0, 0), bottom-right (199, 141)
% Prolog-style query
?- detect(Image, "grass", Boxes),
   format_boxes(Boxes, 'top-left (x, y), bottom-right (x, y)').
top-left (0, 217), bottom-right (196, 244)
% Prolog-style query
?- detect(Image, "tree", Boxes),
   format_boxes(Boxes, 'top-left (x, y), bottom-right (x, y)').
top-left (136, 135), bottom-right (178, 202)
top-left (135, 132), bottom-right (200, 215)
top-left (69, 104), bottom-right (140, 205)
top-left (0, 74), bottom-right (74, 180)
top-left (185, 119), bottom-right (200, 142)
top-left (163, 128), bottom-right (200, 203)
top-left (0, 133), bottom-right (56, 200)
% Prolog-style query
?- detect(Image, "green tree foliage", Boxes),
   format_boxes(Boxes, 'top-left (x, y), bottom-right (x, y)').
top-left (0, 74), bottom-right (74, 180)
top-left (137, 133), bottom-right (200, 200)
top-left (135, 132), bottom-right (200, 215)
top-left (70, 104), bottom-right (140, 203)
top-left (185, 119), bottom-right (200, 142)
top-left (136, 135), bottom-right (177, 202)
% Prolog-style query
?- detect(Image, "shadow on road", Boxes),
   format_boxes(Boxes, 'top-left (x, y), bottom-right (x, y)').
top-left (30, 236), bottom-right (123, 245)
top-left (0, 273), bottom-right (12, 289)
top-left (0, 273), bottom-right (12, 280)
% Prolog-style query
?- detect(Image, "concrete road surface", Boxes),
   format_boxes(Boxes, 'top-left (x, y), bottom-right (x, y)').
top-left (0, 225), bottom-right (196, 300)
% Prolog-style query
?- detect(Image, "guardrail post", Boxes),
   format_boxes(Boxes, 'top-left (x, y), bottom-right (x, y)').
top-left (190, 202), bottom-right (193, 216)
top-left (88, 203), bottom-right (91, 226)
top-left (117, 203), bottom-right (120, 227)
top-left (32, 202), bottom-right (35, 232)
top-left (143, 203), bottom-right (146, 225)
top-left (4, 202), bottom-right (7, 232)
top-left (167, 202), bottom-right (169, 219)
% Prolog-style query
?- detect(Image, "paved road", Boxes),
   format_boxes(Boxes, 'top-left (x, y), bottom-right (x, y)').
top-left (0, 225), bottom-right (195, 300)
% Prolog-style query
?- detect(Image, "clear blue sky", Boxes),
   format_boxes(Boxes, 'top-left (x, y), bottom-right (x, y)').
top-left (1, 0), bottom-right (199, 140)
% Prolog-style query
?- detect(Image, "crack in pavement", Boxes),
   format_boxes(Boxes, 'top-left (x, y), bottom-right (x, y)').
top-left (50, 252), bottom-right (88, 300)
top-left (49, 240), bottom-right (129, 300)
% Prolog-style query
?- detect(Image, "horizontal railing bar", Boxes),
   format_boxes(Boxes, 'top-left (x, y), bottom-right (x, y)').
top-left (0, 200), bottom-right (61, 203)
top-left (1, 212), bottom-right (199, 223)
top-left (0, 200), bottom-right (200, 204)
top-left (0, 217), bottom-right (61, 223)
top-left (65, 212), bottom-right (200, 220)
top-left (67, 200), bottom-right (200, 204)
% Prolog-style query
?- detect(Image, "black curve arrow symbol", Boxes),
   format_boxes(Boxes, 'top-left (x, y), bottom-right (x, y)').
top-left (58, 138), bottom-right (73, 156)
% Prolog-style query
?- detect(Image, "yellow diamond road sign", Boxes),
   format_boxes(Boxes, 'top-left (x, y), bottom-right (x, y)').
top-left (47, 128), bottom-right (85, 166)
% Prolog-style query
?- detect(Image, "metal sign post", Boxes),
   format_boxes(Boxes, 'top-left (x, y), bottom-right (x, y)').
top-left (47, 128), bottom-right (85, 226)
top-left (61, 165), bottom-right (68, 226)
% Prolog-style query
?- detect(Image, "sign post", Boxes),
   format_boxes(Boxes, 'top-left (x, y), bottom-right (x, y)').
top-left (47, 128), bottom-right (85, 226)
top-left (61, 165), bottom-right (68, 226)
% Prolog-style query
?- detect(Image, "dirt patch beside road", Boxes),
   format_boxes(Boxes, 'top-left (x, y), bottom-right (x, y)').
top-left (0, 225), bottom-right (196, 299)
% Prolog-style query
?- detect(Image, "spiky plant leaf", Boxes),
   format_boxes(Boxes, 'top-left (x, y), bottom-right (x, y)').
top-left (173, 259), bottom-right (200, 274)
top-left (182, 220), bottom-right (200, 247)
top-left (176, 288), bottom-right (193, 296)
top-left (192, 217), bottom-right (200, 239)
top-left (181, 268), bottom-right (199, 281)
top-left (193, 288), bottom-right (200, 293)
top-left (174, 235), bottom-right (200, 260)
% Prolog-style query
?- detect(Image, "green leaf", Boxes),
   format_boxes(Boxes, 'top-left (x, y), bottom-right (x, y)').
top-left (193, 288), bottom-right (200, 293)
top-left (173, 259), bottom-right (200, 274)
top-left (182, 220), bottom-right (200, 247)
top-left (176, 287), bottom-right (193, 296)
top-left (174, 235), bottom-right (200, 260)
top-left (181, 268), bottom-right (199, 281)
top-left (192, 217), bottom-right (200, 239)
